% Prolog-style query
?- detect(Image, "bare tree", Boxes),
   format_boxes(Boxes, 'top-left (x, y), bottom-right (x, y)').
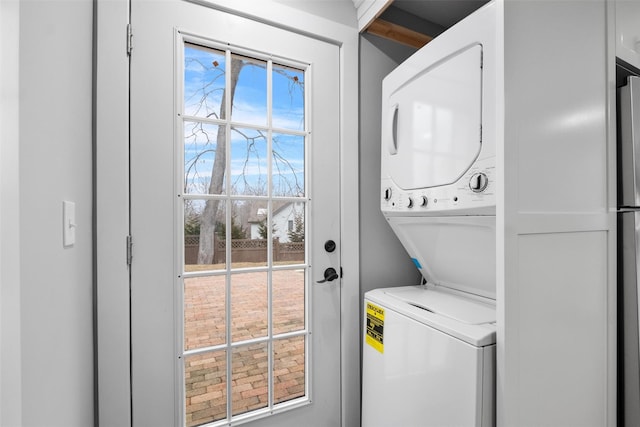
top-left (197, 57), bottom-right (244, 264)
top-left (185, 49), bottom-right (304, 264)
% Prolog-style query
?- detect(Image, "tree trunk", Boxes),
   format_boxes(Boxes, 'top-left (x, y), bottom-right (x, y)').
top-left (198, 57), bottom-right (244, 264)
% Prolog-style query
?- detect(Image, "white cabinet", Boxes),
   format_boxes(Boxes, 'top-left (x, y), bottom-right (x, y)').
top-left (501, 1), bottom-right (614, 425)
top-left (616, 0), bottom-right (640, 69)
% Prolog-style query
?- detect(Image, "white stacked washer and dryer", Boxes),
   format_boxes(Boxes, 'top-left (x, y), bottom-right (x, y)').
top-left (362, 3), bottom-right (498, 426)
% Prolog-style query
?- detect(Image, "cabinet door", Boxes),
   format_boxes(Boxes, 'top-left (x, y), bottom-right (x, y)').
top-left (616, 0), bottom-right (640, 69)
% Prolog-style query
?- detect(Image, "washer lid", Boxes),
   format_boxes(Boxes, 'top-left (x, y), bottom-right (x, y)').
top-left (385, 286), bottom-right (495, 325)
top-left (366, 285), bottom-right (496, 347)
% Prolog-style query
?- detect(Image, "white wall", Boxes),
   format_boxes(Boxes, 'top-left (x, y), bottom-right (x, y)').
top-left (273, 0), bottom-right (357, 27)
top-left (17, 1), bottom-right (95, 425)
top-left (1, 1), bottom-right (23, 426)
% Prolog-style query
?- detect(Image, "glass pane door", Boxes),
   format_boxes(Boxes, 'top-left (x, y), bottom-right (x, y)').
top-left (129, 3), bottom-right (342, 424)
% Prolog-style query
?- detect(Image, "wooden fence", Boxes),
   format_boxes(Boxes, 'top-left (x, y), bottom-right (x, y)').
top-left (185, 236), bottom-right (304, 265)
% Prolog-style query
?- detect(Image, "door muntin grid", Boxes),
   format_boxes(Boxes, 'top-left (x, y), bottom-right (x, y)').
top-left (178, 36), bottom-right (310, 426)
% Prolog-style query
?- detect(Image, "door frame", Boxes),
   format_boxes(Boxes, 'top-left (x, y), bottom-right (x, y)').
top-left (95, 1), bottom-right (360, 426)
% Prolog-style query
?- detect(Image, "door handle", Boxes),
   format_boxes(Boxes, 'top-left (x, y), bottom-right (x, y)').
top-left (316, 267), bottom-right (339, 283)
top-left (387, 103), bottom-right (399, 155)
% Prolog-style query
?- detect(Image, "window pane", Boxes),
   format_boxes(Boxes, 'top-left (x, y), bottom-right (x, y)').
top-left (272, 133), bottom-right (304, 197)
top-left (273, 336), bottom-right (305, 404)
top-left (184, 199), bottom-right (226, 272)
top-left (184, 121), bottom-right (226, 195)
top-left (228, 199), bottom-right (267, 268)
top-left (184, 276), bottom-right (226, 351)
top-left (272, 202), bottom-right (305, 266)
top-left (230, 127), bottom-right (268, 196)
top-left (231, 54), bottom-right (267, 127)
top-left (184, 44), bottom-right (226, 120)
top-left (231, 272), bottom-right (268, 342)
top-left (232, 343), bottom-right (268, 416)
top-left (247, 201), bottom-right (268, 240)
top-left (272, 269), bottom-right (305, 335)
top-left (184, 350), bottom-right (227, 427)
top-left (272, 64), bottom-right (304, 131)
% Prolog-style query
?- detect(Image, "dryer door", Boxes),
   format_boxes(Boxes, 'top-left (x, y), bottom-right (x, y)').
top-left (384, 44), bottom-right (483, 190)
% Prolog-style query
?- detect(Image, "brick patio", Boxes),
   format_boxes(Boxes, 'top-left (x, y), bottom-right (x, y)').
top-left (183, 269), bottom-right (305, 426)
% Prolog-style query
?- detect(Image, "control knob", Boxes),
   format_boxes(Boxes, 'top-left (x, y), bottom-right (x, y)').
top-left (406, 197), bottom-right (414, 208)
top-left (469, 172), bottom-right (488, 193)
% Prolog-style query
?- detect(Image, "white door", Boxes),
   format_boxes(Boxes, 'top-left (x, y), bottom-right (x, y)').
top-left (129, 1), bottom-right (341, 425)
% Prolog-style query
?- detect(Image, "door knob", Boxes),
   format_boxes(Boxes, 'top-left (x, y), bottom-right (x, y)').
top-left (316, 267), bottom-right (339, 283)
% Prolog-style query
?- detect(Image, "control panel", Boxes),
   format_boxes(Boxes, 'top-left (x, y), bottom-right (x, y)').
top-left (381, 162), bottom-right (495, 215)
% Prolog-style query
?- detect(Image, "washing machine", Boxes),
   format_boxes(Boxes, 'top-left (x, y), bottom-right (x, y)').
top-left (363, 2), bottom-right (499, 426)
top-left (361, 214), bottom-right (496, 426)
top-left (362, 285), bottom-right (496, 427)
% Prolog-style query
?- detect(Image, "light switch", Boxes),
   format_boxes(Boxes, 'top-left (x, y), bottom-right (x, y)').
top-left (63, 201), bottom-right (76, 247)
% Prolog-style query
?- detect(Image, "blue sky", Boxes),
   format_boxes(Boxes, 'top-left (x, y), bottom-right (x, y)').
top-left (183, 44), bottom-right (305, 197)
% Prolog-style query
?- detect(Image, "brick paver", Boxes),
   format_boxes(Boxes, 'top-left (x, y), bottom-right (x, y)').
top-left (184, 269), bottom-right (305, 426)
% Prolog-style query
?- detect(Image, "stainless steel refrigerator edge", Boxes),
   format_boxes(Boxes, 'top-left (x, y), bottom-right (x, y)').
top-left (618, 74), bottom-right (640, 427)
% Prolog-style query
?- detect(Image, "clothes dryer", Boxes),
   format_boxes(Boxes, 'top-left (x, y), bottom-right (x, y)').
top-left (380, 2), bottom-right (497, 217)
top-left (379, 0), bottom-right (498, 299)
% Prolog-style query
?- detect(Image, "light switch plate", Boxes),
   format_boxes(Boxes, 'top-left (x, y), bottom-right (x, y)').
top-left (63, 201), bottom-right (76, 247)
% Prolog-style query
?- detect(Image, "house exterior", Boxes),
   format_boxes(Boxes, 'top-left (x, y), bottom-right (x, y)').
top-left (248, 202), bottom-right (305, 243)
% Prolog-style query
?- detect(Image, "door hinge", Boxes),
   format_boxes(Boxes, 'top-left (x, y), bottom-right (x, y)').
top-left (126, 24), bottom-right (133, 56)
top-left (126, 235), bottom-right (133, 266)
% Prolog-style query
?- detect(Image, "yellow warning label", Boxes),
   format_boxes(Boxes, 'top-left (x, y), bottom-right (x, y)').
top-left (366, 302), bottom-right (384, 353)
